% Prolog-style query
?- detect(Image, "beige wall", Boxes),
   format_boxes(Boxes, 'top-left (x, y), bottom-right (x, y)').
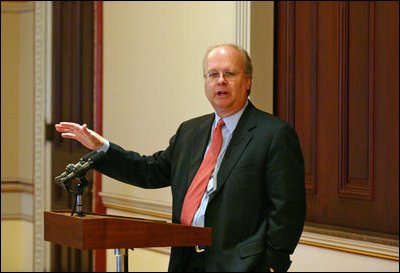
top-left (250, 1), bottom-right (274, 114)
top-left (1, 220), bottom-right (33, 272)
top-left (1, 2), bottom-right (34, 183)
top-left (1, 1), bottom-right (35, 272)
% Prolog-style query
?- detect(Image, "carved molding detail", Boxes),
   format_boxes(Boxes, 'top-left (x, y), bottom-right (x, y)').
top-left (236, 1), bottom-right (251, 52)
top-left (33, 1), bottom-right (52, 271)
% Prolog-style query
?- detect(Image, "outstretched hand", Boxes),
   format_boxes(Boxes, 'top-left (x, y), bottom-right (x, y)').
top-left (55, 122), bottom-right (105, 150)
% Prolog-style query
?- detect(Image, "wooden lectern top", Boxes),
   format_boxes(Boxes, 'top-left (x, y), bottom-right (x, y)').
top-left (44, 211), bottom-right (212, 250)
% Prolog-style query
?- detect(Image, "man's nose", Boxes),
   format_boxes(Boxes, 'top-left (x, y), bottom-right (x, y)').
top-left (217, 73), bottom-right (227, 83)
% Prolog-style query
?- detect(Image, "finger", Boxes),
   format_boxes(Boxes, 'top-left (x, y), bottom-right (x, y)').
top-left (55, 125), bottom-right (72, 132)
top-left (55, 124), bottom-right (63, 131)
top-left (61, 133), bottom-right (77, 139)
top-left (60, 122), bottom-right (81, 126)
top-left (55, 123), bottom-right (75, 131)
top-left (82, 124), bottom-right (96, 137)
top-left (82, 123), bottom-right (89, 132)
top-left (58, 122), bottom-right (81, 131)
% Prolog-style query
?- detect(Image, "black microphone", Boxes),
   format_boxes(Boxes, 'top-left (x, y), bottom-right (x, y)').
top-left (55, 151), bottom-right (106, 191)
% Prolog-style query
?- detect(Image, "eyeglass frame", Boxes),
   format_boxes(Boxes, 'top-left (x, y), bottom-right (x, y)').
top-left (203, 70), bottom-right (244, 82)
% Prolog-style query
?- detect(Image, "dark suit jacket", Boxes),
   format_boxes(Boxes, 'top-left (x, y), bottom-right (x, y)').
top-left (96, 101), bottom-right (306, 272)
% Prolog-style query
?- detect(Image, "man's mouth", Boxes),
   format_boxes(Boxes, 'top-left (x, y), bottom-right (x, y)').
top-left (217, 91), bottom-right (228, 96)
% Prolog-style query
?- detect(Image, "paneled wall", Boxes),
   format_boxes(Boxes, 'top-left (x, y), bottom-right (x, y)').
top-left (276, 1), bottom-right (398, 235)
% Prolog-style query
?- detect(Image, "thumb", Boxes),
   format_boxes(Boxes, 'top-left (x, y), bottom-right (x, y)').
top-left (82, 123), bottom-right (92, 136)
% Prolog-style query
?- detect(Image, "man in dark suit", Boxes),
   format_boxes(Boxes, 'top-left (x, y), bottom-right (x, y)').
top-left (55, 44), bottom-right (306, 272)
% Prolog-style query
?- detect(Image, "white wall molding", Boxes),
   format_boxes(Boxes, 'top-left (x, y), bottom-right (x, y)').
top-left (1, 177), bottom-right (34, 183)
top-left (300, 231), bottom-right (399, 261)
top-left (236, 1), bottom-right (251, 52)
top-left (1, 213), bottom-right (33, 222)
top-left (33, 1), bottom-right (52, 271)
top-left (100, 191), bottom-right (172, 220)
top-left (1, 180), bottom-right (34, 192)
top-left (1, 191), bottom-right (33, 221)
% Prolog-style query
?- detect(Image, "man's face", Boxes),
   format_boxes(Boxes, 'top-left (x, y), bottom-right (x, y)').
top-left (203, 46), bottom-right (251, 117)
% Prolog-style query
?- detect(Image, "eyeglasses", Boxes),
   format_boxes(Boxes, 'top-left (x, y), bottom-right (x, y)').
top-left (204, 71), bottom-right (241, 82)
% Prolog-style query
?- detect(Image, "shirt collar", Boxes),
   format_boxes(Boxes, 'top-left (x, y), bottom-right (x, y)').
top-left (214, 100), bottom-right (249, 134)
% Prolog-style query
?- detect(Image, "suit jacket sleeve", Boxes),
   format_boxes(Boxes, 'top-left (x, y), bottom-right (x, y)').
top-left (94, 132), bottom-right (178, 189)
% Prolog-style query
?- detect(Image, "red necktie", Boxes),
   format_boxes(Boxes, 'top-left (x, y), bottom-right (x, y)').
top-left (180, 119), bottom-right (225, 225)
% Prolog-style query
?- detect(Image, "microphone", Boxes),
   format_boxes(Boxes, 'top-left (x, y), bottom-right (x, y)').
top-left (55, 151), bottom-right (106, 191)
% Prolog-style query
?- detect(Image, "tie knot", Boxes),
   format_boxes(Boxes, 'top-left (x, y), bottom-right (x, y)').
top-left (217, 119), bottom-right (225, 128)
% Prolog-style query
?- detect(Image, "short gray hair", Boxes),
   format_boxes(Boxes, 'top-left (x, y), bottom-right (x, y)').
top-left (202, 44), bottom-right (253, 77)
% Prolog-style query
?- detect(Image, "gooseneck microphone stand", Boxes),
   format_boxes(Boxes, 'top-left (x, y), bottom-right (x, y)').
top-left (57, 163), bottom-right (90, 217)
top-left (70, 174), bottom-right (89, 217)
top-left (55, 152), bottom-right (103, 217)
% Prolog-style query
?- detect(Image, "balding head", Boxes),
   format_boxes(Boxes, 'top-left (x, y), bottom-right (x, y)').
top-left (203, 44), bottom-right (253, 78)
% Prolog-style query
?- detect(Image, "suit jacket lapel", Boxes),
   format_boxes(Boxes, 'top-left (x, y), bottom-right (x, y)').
top-left (187, 114), bottom-right (214, 188)
top-left (209, 103), bottom-right (257, 202)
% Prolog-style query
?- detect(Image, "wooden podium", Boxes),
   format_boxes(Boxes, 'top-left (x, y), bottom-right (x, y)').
top-left (44, 211), bottom-right (212, 271)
